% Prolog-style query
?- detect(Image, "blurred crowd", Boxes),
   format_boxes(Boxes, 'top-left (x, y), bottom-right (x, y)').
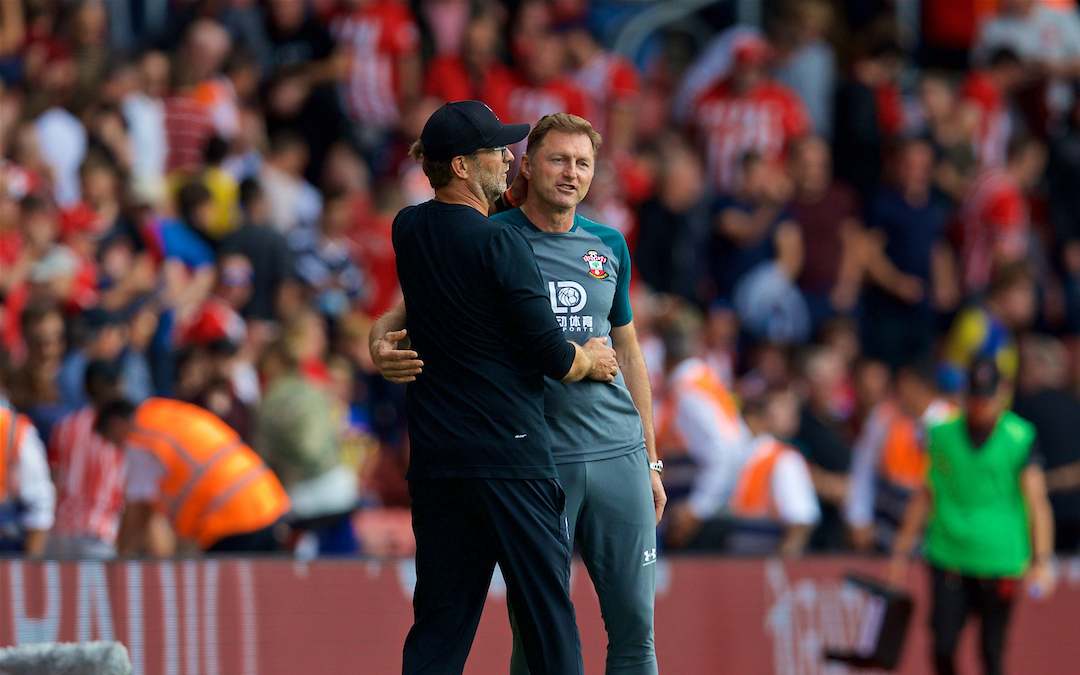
top-left (0, 0), bottom-right (1079, 558)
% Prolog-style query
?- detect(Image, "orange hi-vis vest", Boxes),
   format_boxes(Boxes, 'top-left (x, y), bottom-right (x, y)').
top-left (655, 359), bottom-right (743, 460)
top-left (126, 398), bottom-right (290, 549)
top-left (878, 401), bottom-right (929, 492)
top-left (728, 438), bottom-right (790, 520)
top-left (0, 407), bottom-right (31, 501)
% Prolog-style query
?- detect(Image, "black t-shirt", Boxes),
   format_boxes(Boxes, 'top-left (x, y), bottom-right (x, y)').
top-left (392, 200), bottom-right (577, 480)
top-left (220, 222), bottom-right (296, 321)
top-left (266, 15), bottom-right (334, 72)
top-left (794, 406), bottom-right (852, 551)
top-left (1014, 389), bottom-right (1080, 520)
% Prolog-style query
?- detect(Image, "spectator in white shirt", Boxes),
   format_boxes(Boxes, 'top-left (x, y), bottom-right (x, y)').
top-left (259, 129), bottom-right (322, 234)
top-left (122, 49), bottom-right (170, 206)
top-left (972, 0), bottom-right (1080, 124)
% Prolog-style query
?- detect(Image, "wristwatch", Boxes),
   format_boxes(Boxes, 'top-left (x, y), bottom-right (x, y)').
top-left (649, 460), bottom-right (664, 475)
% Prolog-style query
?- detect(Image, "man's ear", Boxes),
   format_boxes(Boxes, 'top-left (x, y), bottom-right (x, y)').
top-left (450, 155), bottom-right (471, 180)
top-left (520, 153), bottom-right (532, 180)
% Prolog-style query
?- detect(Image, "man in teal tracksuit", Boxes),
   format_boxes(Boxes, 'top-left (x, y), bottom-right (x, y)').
top-left (373, 112), bottom-right (666, 674)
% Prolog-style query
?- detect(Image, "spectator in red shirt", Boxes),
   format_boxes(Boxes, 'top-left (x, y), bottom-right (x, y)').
top-left (958, 134), bottom-right (1047, 296)
top-left (331, 0), bottom-right (422, 137)
top-left (689, 33), bottom-right (811, 193)
top-left (564, 23), bottom-right (641, 154)
top-left (788, 136), bottom-right (863, 330)
top-left (423, 5), bottom-right (517, 123)
top-left (507, 31), bottom-right (590, 130)
top-left (958, 48), bottom-right (1025, 167)
top-left (46, 359), bottom-right (126, 559)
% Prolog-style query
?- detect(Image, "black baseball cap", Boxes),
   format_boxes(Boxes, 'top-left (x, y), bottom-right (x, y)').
top-left (419, 100), bottom-right (530, 161)
top-left (968, 357), bottom-right (1001, 398)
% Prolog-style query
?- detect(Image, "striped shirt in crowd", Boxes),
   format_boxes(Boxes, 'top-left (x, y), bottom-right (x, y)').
top-left (163, 94), bottom-right (215, 174)
top-left (48, 407), bottom-right (126, 546)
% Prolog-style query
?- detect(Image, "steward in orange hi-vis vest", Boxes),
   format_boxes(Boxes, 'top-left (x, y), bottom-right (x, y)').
top-left (654, 357), bottom-right (750, 517)
top-left (0, 407), bottom-right (31, 503)
top-left (724, 435), bottom-right (819, 556)
top-left (114, 398), bottom-right (290, 550)
top-left (0, 405), bottom-right (56, 554)
top-left (846, 397), bottom-right (957, 551)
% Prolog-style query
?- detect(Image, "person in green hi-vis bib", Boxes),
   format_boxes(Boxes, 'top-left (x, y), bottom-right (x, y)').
top-left (889, 357), bottom-right (1056, 675)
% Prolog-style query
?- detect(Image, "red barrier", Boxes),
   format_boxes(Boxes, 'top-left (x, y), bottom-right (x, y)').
top-left (1, 556), bottom-right (1077, 674)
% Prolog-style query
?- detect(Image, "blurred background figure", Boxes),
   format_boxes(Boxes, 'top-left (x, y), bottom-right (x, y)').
top-left (689, 33), bottom-right (810, 193)
top-left (0, 349), bottom-right (55, 556)
top-left (730, 387), bottom-right (819, 558)
top-left (846, 360), bottom-right (955, 553)
top-left (1014, 334), bottom-right (1080, 553)
top-left (792, 345), bottom-right (851, 551)
top-left (787, 135), bottom-right (863, 331)
top-left (890, 358), bottom-right (1055, 675)
top-left (256, 339), bottom-right (359, 557)
top-left (862, 137), bottom-right (958, 370)
top-left (655, 304), bottom-right (751, 551)
top-left (46, 358), bottom-right (125, 558)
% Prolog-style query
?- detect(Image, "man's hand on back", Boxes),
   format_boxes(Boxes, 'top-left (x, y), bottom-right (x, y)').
top-left (582, 336), bottom-right (618, 382)
top-left (372, 329), bottom-right (425, 383)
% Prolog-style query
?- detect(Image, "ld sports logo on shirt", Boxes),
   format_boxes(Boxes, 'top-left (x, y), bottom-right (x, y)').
top-left (548, 280), bottom-right (595, 332)
top-left (583, 250), bottom-right (609, 279)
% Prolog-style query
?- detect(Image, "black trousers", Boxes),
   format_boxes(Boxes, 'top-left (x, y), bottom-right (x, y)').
top-left (402, 477), bottom-right (583, 675)
top-left (930, 566), bottom-right (1017, 675)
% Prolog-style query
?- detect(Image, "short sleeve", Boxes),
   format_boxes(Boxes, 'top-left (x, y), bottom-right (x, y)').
top-left (609, 232), bottom-right (634, 327)
top-left (772, 450), bottom-right (821, 526)
top-left (488, 226), bottom-right (576, 380)
top-left (125, 447), bottom-right (166, 502)
top-left (163, 224), bottom-right (215, 269)
top-left (16, 423), bottom-right (55, 531)
top-left (1026, 435), bottom-right (1043, 470)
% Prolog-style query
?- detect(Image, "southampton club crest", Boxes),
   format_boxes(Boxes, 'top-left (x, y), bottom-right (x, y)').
top-left (583, 250), bottom-right (609, 279)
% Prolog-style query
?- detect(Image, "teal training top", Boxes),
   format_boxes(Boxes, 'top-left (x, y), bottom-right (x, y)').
top-left (491, 208), bottom-right (646, 464)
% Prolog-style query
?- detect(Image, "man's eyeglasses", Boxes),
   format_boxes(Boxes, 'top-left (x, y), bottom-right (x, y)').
top-left (481, 146), bottom-right (509, 157)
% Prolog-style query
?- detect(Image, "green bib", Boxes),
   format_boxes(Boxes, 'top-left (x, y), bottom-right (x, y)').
top-left (924, 412), bottom-right (1035, 578)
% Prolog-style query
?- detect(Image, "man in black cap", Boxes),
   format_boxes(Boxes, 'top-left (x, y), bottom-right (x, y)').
top-left (890, 358), bottom-right (1056, 675)
top-left (390, 100), bottom-right (616, 675)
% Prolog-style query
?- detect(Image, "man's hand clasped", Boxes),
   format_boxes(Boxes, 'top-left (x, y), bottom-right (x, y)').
top-left (582, 337), bottom-right (618, 382)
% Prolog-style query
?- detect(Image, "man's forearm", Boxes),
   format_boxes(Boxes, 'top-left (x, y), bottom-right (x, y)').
top-left (1030, 494), bottom-right (1055, 562)
top-left (116, 502), bottom-right (153, 556)
top-left (370, 303), bottom-right (408, 351)
top-left (22, 530), bottom-right (47, 556)
top-left (892, 487), bottom-right (930, 557)
top-left (1023, 466), bottom-right (1055, 561)
top-left (1045, 460), bottom-right (1080, 493)
top-left (613, 327), bottom-right (657, 461)
top-left (560, 342), bottom-right (593, 382)
top-left (779, 524), bottom-right (812, 558)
